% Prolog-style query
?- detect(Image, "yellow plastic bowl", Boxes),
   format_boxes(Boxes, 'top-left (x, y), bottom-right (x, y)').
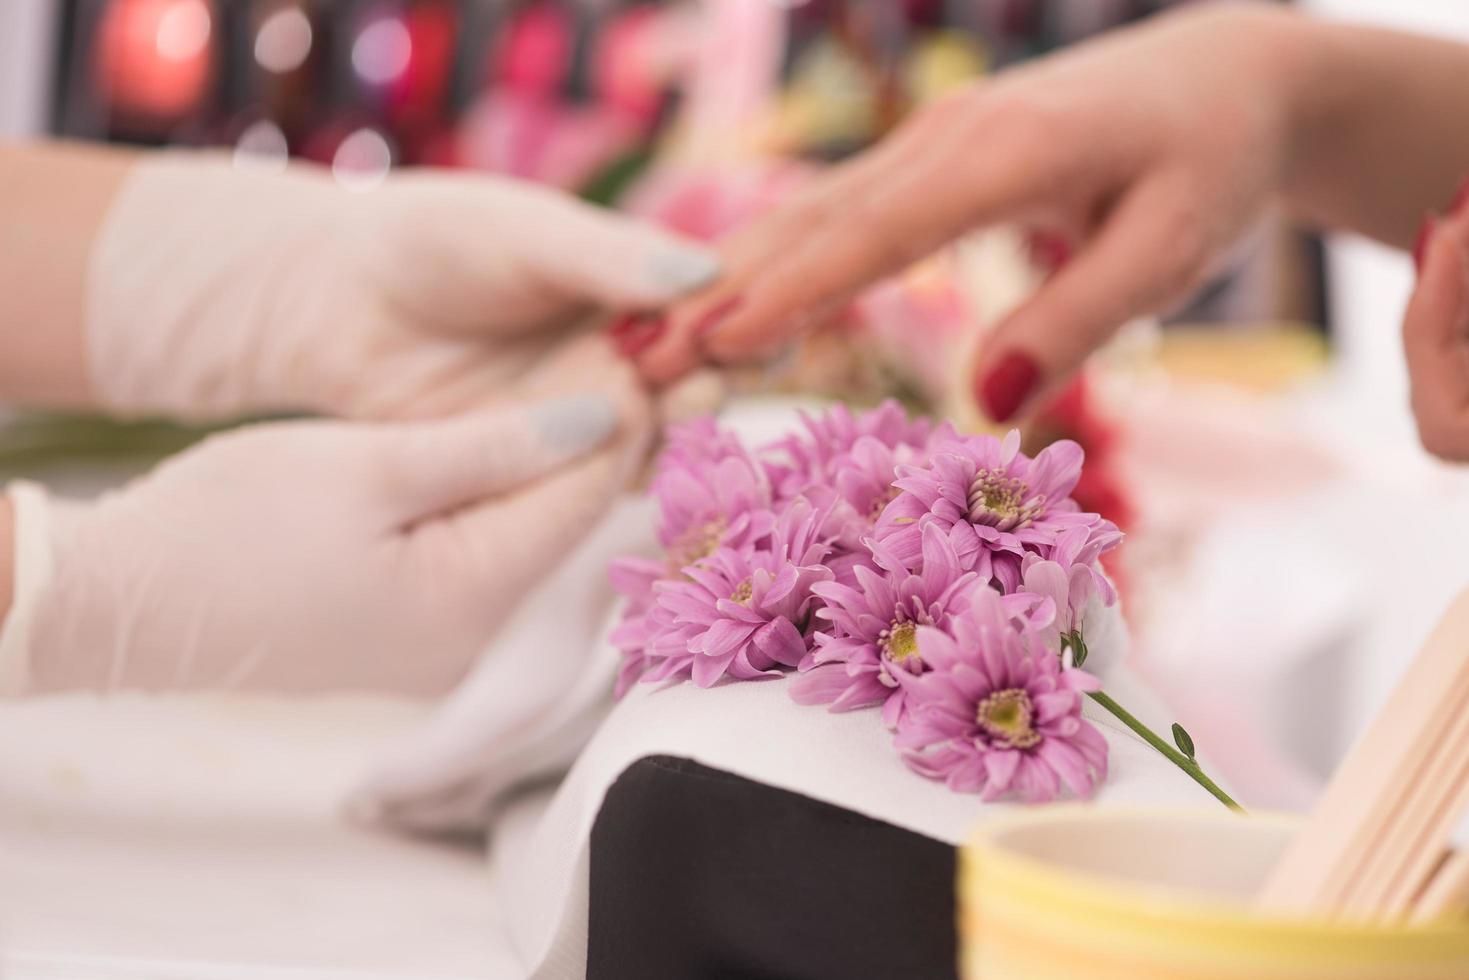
top-left (960, 807), bottom-right (1469, 980)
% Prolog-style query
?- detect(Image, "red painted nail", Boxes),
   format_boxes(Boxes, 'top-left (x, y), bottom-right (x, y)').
top-left (1028, 231), bottom-right (1072, 273)
top-left (608, 313), bottom-right (666, 358)
top-left (977, 351), bottom-right (1042, 423)
top-left (692, 295), bottom-right (744, 339)
top-left (1451, 174), bottom-right (1469, 217)
top-left (1414, 214), bottom-right (1438, 274)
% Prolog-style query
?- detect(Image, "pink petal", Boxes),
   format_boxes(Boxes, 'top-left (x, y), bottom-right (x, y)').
top-left (699, 618), bottom-right (757, 660)
top-left (691, 648), bottom-right (738, 687)
top-left (787, 664), bottom-right (853, 706)
top-left (752, 616), bottom-right (807, 668)
top-left (1038, 737), bottom-right (1098, 799)
top-left (982, 748), bottom-right (1021, 794)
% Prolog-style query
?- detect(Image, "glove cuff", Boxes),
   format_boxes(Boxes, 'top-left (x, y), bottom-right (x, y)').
top-left (0, 481), bottom-right (56, 697)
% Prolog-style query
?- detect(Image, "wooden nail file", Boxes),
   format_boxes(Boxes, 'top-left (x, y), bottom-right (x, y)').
top-left (1411, 849), bottom-right (1469, 924)
top-left (1376, 744), bottom-right (1469, 919)
top-left (1315, 602), bottom-right (1469, 918)
top-left (1257, 587), bottom-right (1469, 916)
top-left (1286, 590), bottom-right (1469, 916)
top-left (1343, 679), bottom-right (1469, 919)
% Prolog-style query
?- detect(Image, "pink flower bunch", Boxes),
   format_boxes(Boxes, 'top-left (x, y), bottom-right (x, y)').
top-left (609, 401), bottom-right (1121, 803)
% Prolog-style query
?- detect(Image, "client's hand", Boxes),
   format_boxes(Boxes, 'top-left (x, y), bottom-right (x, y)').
top-left (0, 352), bottom-right (651, 696)
top-left (1405, 206), bottom-right (1469, 462)
top-left (634, 3), bottom-right (1308, 419)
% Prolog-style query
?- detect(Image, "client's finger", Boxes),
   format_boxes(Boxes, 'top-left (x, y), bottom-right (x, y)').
top-left (634, 93), bottom-right (992, 385)
top-left (972, 174), bottom-right (1210, 422)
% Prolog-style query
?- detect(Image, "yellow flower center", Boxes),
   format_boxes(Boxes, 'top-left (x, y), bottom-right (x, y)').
top-left (730, 580), bottom-right (753, 604)
top-left (670, 518), bottom-right (726, 569)
top-left (976, 688), bottom-right (1041, 749)
top-left (885, 621), bottom-right (920, 664)
top-left (966, 470), bottom-right (1041, 530)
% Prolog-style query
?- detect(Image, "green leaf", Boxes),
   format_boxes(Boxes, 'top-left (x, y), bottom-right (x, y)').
top-left (1071, 633), bottom-right (1088, 668)
top-left (1172, 722), bottom-right (1196, 760)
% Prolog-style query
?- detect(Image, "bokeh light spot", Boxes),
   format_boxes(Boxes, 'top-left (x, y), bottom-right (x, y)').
top-left (255, 6), bottom-right (313, 75)
top-left (154, 0), bottom-right (212, 63)
top-left (233, 120), bottom-right (290, 173)
top-left (332, 128), bottom-right (393, 190)
top-left (352, 17), bottom-right (412, 86)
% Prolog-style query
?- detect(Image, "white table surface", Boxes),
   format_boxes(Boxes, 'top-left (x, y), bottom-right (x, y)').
top-left (0, 693), bottom-right (520, 979)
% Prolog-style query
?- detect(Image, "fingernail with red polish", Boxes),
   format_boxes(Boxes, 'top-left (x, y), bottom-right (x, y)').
top-left (1029, 231), bottom-right (1072, 273)
top-left (608, 313), bottom-right (666, 358)
top-left (692, 295), bottom-right (744, 340)
top-left (1414, 214), bottom-right (1438, 274)
top-left (978, 351), bottom-right (1042, 423)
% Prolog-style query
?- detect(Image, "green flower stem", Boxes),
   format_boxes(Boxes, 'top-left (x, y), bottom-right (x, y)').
top-left (1087, 690), bottom-right (1244, 813)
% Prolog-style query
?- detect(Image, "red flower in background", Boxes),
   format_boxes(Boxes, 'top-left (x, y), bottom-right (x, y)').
top-left (1029, 373), bottom-right (1132, 596)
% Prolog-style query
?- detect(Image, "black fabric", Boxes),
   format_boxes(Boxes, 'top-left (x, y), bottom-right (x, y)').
top-left (587, 755), bottom-right (959, 980)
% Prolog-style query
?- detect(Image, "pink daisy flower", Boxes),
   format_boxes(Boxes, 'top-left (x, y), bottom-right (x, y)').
top-left (788, 523), bottom-right (977, 726)
top-left (608, 603), bottom-right (700, 698)
top-left (875, 429), bottom-right (1117, 592)
top-left (651, 418), bottom-right (778, 571)
top-left (894, 585), bottom-right (1108, 803)
top-left (764, 399), bottom-right (948, 502)
top-left (659, 416), bottom-right (749, 469)
top-left (1011, 524), bottom-right (1122, 655)
top-left (641, 498), bottom-right (835, 688)
top-left (608, 556), bottom-right (666, 617)
top-left (827, 436), bottom-right (921, 543)
top-left (796, 434), bottom-right (929, 587)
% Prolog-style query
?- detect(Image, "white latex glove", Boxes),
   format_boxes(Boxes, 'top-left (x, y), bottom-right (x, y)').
top-left (85, 152), bottom-right (719, 422)
top-left (0, 366), bottom-right (652, 697)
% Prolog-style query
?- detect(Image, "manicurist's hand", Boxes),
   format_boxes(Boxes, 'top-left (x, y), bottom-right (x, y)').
top-left (0, 346), bottom-right (651, 697)
top-left (91, 159), bottom-right (718, 421)
top-left (635, 2), bottom-right (1469, 421)
top-left (0, 141), bottom-right (718, 422)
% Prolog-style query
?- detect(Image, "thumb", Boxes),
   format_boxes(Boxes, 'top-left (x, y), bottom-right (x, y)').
top-left (375, 394), bottom-right (625, 521)
top-left (974, 177), bottom-right (1208, 422)
top-left (440, 422), bottom-right (651, 598)
top-left (509, 187), bottom-right (722, 309)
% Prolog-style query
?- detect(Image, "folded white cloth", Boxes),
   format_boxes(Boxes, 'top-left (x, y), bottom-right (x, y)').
top-left (345, 495), bottom-right (648, 832)
top-left (491, 657), bottom-right (1212, 979)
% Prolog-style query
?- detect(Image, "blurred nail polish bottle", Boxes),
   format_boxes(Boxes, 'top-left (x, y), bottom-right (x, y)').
top-left (388, 0), bottom-right (459, 159)
top-left (93, 0), bottom-right (219, 140)
top-left (593, 2), bottom-right (669, 130)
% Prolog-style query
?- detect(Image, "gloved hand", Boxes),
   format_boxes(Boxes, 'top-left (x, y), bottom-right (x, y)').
top-left (85, 152), bottom-right (719, 422)
top-left (0, 348), bottom-right (652, 697)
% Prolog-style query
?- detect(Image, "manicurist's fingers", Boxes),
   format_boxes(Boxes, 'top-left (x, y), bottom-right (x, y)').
top-left (511, 189), bottom-right (723, 309)
top-left (377, 395), bottom-right (621, 521)
top-left (423, 422), bottom-right (650, 601)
